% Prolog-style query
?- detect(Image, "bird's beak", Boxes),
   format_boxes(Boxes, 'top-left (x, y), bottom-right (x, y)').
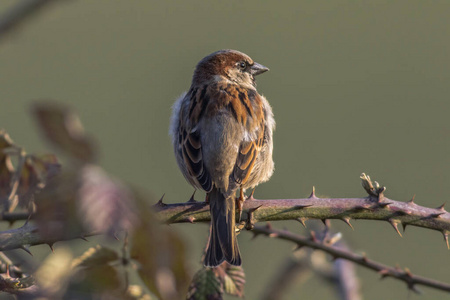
top-left (250, 62), bottom-right (269, 76)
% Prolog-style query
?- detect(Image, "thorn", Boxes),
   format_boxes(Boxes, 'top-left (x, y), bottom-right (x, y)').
top-left (395, 210), bottom-right (409, 216)
top-left (79, 236), bottom-right (88, 242)
top-left (436, 202), bottom-right (447, 212)
top-left (294, 204), bottom-right (313, 210)
top-left (251, 232), bottom-right (260, 240)
top-left (430, 212), bottom-right (445, 218)
top-left (404, 268), bottom-right (412, 278)
top-left (293, 244), bottom-right (304, 251)
top-left (361, 252), bottom-right (368, 263)
top-left (443, 231), bottom-right (449, 249)
top-left (19, 246), bottom-right (32, 256)
top-left (48, 243), bottom-right (54, 253)
top-left (113, 232), bottom-right (120, 241)
top-left (250, 205), bottom-right (263, 213)
top-left (407, 195), bottom-right (416, 205)
top-left (388, 219), bottom-right (403, 237)
top-left (187, 191), bottom-right (197, 203)
top-left (377, 201), bottom-right (392, 208)
top-left (297, 217), bottom-right (307, 228)
top-left (330, 255), bottom-right (338, 261)
top-left (309, 186), bottom-right (317, 199)
top-left (249, 189), bottom-right (255, 199)
top-left (265, 222), bottom-right (272, 230)
top-left (186, 216), bottom-right (195, 223)
top-left (321, 219), bottom-right (327, 227)
top-left (378, 268), bottom-right (390, 279)
top-left (342, 217), bottom-right (354, 230)
top-left (156, 194), bottom-right (166, 206)
top-left (408, 283), bottom-right (421, 294)
top-left (402, 223), bottom-right (407, 233)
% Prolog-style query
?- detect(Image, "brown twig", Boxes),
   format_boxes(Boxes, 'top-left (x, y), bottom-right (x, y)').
top-left (252, 224), bottom-right (450, 293)
top-left (0, 223), bottom-right (97, 252)
top-left (1, 211), bottom-right (31, 224)
top-left (4, 194), bottom-right (448, 251)
top-left (154, 194), bottom-right (450, 249)
top-left (0, 0), bottom-right (57, 40)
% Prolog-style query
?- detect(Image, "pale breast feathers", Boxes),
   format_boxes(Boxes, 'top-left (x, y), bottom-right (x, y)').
top-left (176, 83), bottom-right (267, 191)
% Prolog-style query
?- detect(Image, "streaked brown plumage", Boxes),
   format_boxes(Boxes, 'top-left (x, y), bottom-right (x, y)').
top-left (170, 49), bottom-right (275, 267)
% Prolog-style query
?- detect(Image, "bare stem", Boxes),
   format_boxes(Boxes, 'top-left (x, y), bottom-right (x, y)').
top-left (0, 0), bottom-right (57, 40)
top-left (251, 224), bottom-right (450, 293)
top-left (154, 195), bottom-right (450, 248)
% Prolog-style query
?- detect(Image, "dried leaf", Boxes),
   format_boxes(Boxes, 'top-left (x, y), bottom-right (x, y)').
top-left (78, 165), bottom-right (138, 236)
top-left (34, 247), bottom-right (73, 298)
top-left (0, 274), bottom-right (36, 293)
top-left (16, 154), bottom-right (60, 208)
top-left (186, 268), bottom-right (222, 300)
top-left (32, 102), bottom-right (96, 162)
top-left (35, 164), bottom-right (136, 240)
top-left (66, 264), bottom-right (122, 298)
top-left (0, 131), bottom-right (16, 205)
top-left (0, 130), bottom-right (61, 209)
top-left (34, 171), bottom-right (84, 240)
top-left (131, 193), bottom-right (189, 300)
top-left (71, 245), bottom-right (120, 269)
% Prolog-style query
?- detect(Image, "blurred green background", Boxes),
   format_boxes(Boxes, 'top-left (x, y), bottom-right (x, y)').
top-left (1, 0), bottom-right (450, 299)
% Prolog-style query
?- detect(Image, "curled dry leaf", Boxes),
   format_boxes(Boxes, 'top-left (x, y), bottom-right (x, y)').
top-left (130, 194), bottom-right (189, 300)
top-left (0, 274), bottom-right (36, 294)
top-left (0, 130), bottom-right (61, 209)
top-left (0, 130), bottom-right (15, 205)
top-left (16, 154), bottom-right (61, 208)
top-left (78, 165), bottom-right (138, 236)
top-left (215, 263), bottom-right (245, 298)
top-left (32, 101), bottom-right (96, 163)
top-left (35, 164), bottom-right (137, 239)
top-left (34, 170), bottom-right (84, 240)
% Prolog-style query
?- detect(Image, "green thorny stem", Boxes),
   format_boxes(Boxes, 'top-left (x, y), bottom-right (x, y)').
top-left (154, 174), bottom-right (450, 249)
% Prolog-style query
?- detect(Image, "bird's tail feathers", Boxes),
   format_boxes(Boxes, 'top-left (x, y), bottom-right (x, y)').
top-left (204, 187), bottom-right (241, 267)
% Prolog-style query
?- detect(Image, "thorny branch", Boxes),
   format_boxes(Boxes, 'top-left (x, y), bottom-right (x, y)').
top-left (0, 174), bottom-right (450, 295)
top-left (153, 175), bottom-right (450, 249)
top-left (0, 223), bottom-right (96, 253)
top-left (251, 223), bottom-right (450, 293)
top-left (1, 175), bottom-right (450, 251)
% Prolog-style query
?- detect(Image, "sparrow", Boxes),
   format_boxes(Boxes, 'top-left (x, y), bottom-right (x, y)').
top-left (170, 49), bottom-right (275, 267)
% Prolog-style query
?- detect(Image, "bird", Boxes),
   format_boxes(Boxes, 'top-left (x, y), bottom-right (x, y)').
top-left (170, 49), bottom-right (275, 267)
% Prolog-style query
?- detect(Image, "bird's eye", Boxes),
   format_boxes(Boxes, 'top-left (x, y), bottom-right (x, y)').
top-left (238, 61), bottom-right (247, 70)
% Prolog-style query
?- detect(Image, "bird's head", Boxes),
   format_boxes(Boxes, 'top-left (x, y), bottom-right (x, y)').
top-left (192, 49), bottom-right (269, 88)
